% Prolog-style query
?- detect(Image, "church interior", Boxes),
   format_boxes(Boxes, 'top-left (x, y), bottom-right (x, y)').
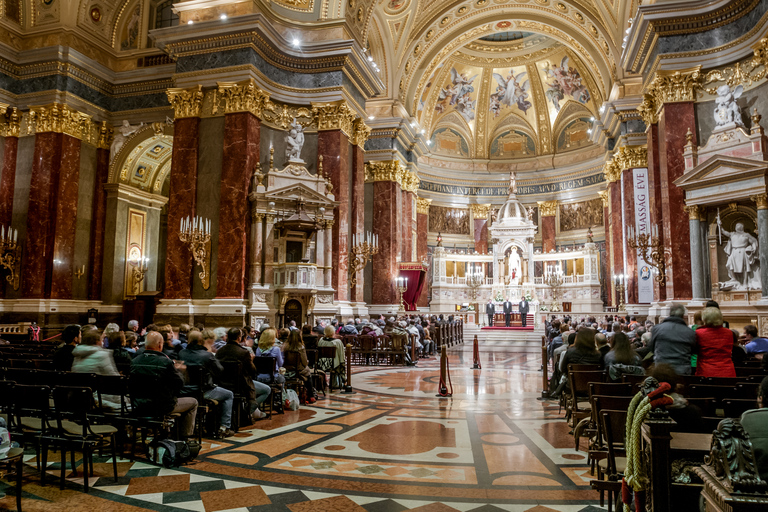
top-left (2, 0), bottom-right (768, 510)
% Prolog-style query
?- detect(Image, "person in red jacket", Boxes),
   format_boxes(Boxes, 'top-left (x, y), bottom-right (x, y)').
top-left (694, 307), bottom-right (736, 377)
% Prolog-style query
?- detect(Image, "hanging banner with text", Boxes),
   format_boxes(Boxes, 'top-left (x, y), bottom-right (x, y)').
top-left (633, 168), bottom-right (654, 303)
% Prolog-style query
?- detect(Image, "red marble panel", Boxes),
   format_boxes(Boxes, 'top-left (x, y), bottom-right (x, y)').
top-left (371, 181), bottom-right (400, 304)
top-left (164, 117), bottom-right (199, 299)
top-left (318, 130), bottom-right (350, 302)
top-left (0, 135), bottom-right (18, 227)
top-left (541, 216), bottom-right (555, 253)
top-left (416, 212), bottom-right (429, 308)
top-left (87, 147), bottom-right (109, 300)
top-left (622, 169), bottom-right (638, 305)
top-left (22, 132), bottom-right (62, 298)
top-left (646, 123), bottom-right (666, 302)
top-left (610, 180), bottom-right (624, 281)
top-left (603, 205), bottom-right (612, 307)
top-left (658, 103), bottom-right (695, 300)
top-left (350, 145), bottom-right (365, 302)
top-left (474, 219), bottom-right (488, 254)
top-left (49, 134), bottom-right (81, 299)
top-left (217, 112), bottom-right (259, 298)
top-left (402, 191), bottom-right (413, 262)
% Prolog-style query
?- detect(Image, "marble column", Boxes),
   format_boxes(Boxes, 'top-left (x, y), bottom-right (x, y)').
top-left (88, 133), bottom-right (110, 300)
top-left (646, 123), bottom-right (666, 302)
top-left (686, 205), bottom-right (704, 299)
top-left (622, 169), bottom-right (638, 304)
top-left (539, 201), bottom-right (557, 253)
top-left (608, 179), bottom-right (624, 283)
top-left (416, 199), bottom-right (430, 308)
top-left (371, 180), bottom-right (401, 305)
top-left (251, 213), bottom-right (264, 285)
top-left (315, 218), bottom-right (325, 287)
top-left (0, 131), bottom-right (18, 227)
top-left (22, 126), bottom-right (82, 299)
top-left (598, 190), bottom-right (611, 307)
top-left (164, 86), bottom-right (203, 300)
top-left (658, 102), bottom-right (695, 300)
top-left (218, 112), bottom-right (259, 298)
top-left (471, 205), bottom-right (489, 254)
top-left (324, 220), bottom-right (333, 288)
top-left (264, 214), bottom-right (276, 285)
top-left (402, 191), bottom-right (414, 262)
top-left (752, 194), bottom-right (768, 298)
top-left (350, 143), bottom-right (365, 302)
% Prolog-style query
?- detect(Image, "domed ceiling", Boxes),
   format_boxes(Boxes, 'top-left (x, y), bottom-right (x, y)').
top-left (416, 29), bottom-right (602, 161)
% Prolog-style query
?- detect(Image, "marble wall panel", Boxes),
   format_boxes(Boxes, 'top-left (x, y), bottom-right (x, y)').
top-left (402, 191), bottom-right (413, 262)
top-left (659, 103), bottom-right (695, 300)
top-left (351, 145), bottom-right (365, 302)
top-left (602, 204), bottom-right (611, 307)
top-left (541, 216), bottom-right (556, 253)
top-left (646, 124), bottom-right (665, 302)
top-left (6, 136), bottom-right (34, 298)
top-left (610, 180), bottom-right (624, 282)
top-left (73, 143), bottom-right (96, 300)
top-left (218, 112), bottom-right (259, 299)
top-left (164, 117), bottom-right (200, 299)
top-left (261, 125), bottom-right (318, 174)
top-left (101, 196), bottom-right (128, 305)
top-left (417, 212), bottom-right (430, 308)
top-left (88, 148), bottom-right (109, 300)
top-left (371, 180), bottom-right (401, 304)
top-left (622, 170), bottom-right (638, 305)
top-left (0, 136), bottom-right (13, 227)
top-left (474, 218), bottom-right (488, 254)
top-left (363, 182), bottom-right (374, 305)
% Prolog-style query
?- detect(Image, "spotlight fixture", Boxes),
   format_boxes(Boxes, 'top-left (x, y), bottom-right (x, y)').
top-left (187, 20), bottom-right (193, 25)
top-left (220, 14), bottom-right (227, 20)
top-left (293, 38), bottom-right (301, 47)
top-left (368, 115), bottom-right (375, 120)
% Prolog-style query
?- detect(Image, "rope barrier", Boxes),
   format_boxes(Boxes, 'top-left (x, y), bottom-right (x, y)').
top-left (42, 333), bottom-right (61, 342)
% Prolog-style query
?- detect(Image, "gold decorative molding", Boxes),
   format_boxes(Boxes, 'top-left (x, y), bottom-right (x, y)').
top-left (537, 200), bottom-right (558, 217)
top-left (751, 193), bottom-right (768, 210)
top-left (167, 85), bottom-right (204, 119)
top-left (364, 160), bottom-right (420, 194)
top-left (97, 121), bottom-right (113, 150)
top-left (28, 103), bottom-right (93, 142)
top-left (598, 190), bottom-right (609, 207)
top-left (1, 106), bottom-right (21, 137)
top-left (603, 159), bottom-right (621, 183)
top-left (700, 38), bottom-right (768, 94)
top-left (647, 67), bottom-right (702, 105)
top-left (351, 118), bottom-right (371, 149)
top-left (216, 79), bottom-right (271, 117)
top-left (636, 93), bottom-right (658, 126)
top-left (469, 204), bottom-right (491, 218)
top-left (613, 145), bottom-right (648, 171)
top-left (312, 100), bottom-right (356, 137)
top-left (684, 204), bottom-right (701, 220)
top-left (416, 197), bottom-right (432, 214)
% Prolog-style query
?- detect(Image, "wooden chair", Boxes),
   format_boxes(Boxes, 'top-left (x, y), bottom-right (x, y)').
top-left (184, 365), bottom-right (217, 440)
top-left (253, 356), bottom-right (282, 418)
top-left (568, 369), bottom-right (605, 447)
top-left (593, 409), bottom-right (629, 512)
top-left (724, 398), bottom-right (758, 418)
top-left (305, 348), bottom-right (325, 396)
top-left (282, 350), bottom-right (306, 403)
top-left (316, 345), bottom-right (339, 390)
top-left (218, 360), bottom-right (248, 430)
top-left (0, 447), bottom-right (23, 512)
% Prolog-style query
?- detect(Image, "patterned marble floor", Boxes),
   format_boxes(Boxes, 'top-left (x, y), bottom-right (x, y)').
top-left (0, 341), bottom-right (603, 512)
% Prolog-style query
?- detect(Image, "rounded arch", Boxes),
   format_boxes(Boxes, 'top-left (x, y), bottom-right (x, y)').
top-left (108, 122), bottom-right (174, 196)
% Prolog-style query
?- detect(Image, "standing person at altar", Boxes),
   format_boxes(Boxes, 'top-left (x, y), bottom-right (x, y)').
top-left (519, 296), bottom-right (530, 327)
top-left (485, 299), bottom-right (495, 327)
top-left (503, 297), bottom-right (513, 327)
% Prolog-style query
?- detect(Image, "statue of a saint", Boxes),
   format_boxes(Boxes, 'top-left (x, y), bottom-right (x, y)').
top-left (508, 171), bottom-right (517, 196)
top-left (714, 84), bottom-right (744, 128)
top-left (285, 118), bottom-right (305, 162)
top-left (717, 217), bottom-right (761, 290)
top-left (109, 120), bottom-right (144, 162)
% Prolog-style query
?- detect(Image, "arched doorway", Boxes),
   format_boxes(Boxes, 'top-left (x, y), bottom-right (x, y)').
top-left (284, 299), bottom-right (303, 328)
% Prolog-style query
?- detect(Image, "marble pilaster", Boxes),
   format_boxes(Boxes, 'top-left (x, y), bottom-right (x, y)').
top-left (609, 180), bottom-right (624, 284)
top-left (318, 130), bottom-right (350, 301)
top-left (622, 169), bottom-right (638, 305)
top-left (315, 217), bottom-right (325, 286)
top-left (264, 214), bottom-right (276, 284)
top-left (218, 112), bottom-right (259, 298)
top-left (371, 180), bottom-right (401, 305)
top-left (755, 197), bottom-right (768, 298)
top-left (541, 215), bottom-right (556, 253)
top-left (350, 144), bottom-right (365, 302)
top-left (251, 213), bottom-right (264, 285)
top-left (0, 135), bottom-right (17, 227)
top-left (646, 123), bottom-right (666, 301)
top-left (686, 206), bottom-right (704, 300)
top-left (402, 191), bottom-right (413, 262)
top-left (598, 190), bottom-right (611, 307)
top-left (658, 102), bottom-right (695, 300)
top-left (416, 211), bottom-right (429, 308)
top-left (87, 147), bottom-right (109, 300)
top-left (164, 117), bottom-right (199, 299)
top-left (324, 220), bottom-right (333, 288)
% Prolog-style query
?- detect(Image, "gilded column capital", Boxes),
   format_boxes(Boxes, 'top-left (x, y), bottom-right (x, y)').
top-left (751, 193), bottom-right (768, 210)
top-left (97, 121), bottom-right (113, 150)
top-left (351, 118), bottom-right (371, 149)
top-left (636, 93), bottom-right (658, 126)
top-left (603, 159), bottom-right (621, 183)
top-left (29, 103), bottom-right (93, 142)
top-left (613, 145), bottom-right (648, 171)
top-left (469, 204), bottom-right (491, 218)
top-left (1, 106), bottom-right (21, 137)
top-left (324, 218), bottom-right (335, 229)
top-left (167, 85), bottom-right (204, 119)
top-left (598, 190), bottom-right (609, 207)
top-left (537, 200), bottom-right (558, 217)
top-left (253, 212), bottom-right (265, 222)
top-left (648, 66), bottom-right (702, 105)
top-left (684, 204), bottom-right (701, 220)
top-left (311, 100), bottom-right (356, 137)
top-left (416, 197), bottom-right (432, 214)
top-left (216, 79), bottom-right (271, 118)
top-left (266, 214), bottom-right (276, 223)
top-left (364, 160), bottom-right (420, 193)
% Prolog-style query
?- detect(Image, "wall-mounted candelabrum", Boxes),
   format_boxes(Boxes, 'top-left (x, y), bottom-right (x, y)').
top-left (613, 274), bottom-right (628, 311)
top-left (626, 224), bottom-right (666, 287)
top-left (179, 215), bottom-right (212, 290)
top-left (130, 256), bottom-right (149, 294)
top-left (544, 265), bottom-right (564, 312)
top-left (0, 226), bottom-right (20, 290)
top-left (396, 276), bottom-right (408, 311)
top-left (349, 231), bottom-right (379, 289)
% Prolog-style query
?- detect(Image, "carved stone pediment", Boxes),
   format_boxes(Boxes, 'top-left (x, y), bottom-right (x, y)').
top-left (674, 155), bottom-right (768, 204)
top-left (262, 183), bottom-right (338, 208)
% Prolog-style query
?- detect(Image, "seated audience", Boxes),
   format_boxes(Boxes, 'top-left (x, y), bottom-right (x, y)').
top-left (318, 325), bottom-right (346, 385)
top-left (595, 332), bottom-right (610, 358)
top-left (560, 327), bottom-right (602, 382)
top-left (216, 328), bottom-right (270, 421)
top-left (647, 303), bottom-right (695, 375)
top-left (282, 330), bottom-right (316, 404)
top-left (72, 328), bottom-right (119, 376)
top-left (649, 363), bottom-right (705, 432)
top-left (603, 332), bottom-right (643, 381)
top-left (108, 330), bottom-right (134, 370)
top-left (743, 324), bottom-right (768, 358)
top-left (130, 332), bottom-right (198, 440)
top-left (694, 307), bottom-right (736, 377)
top-left (740, 376), bottom-right (768, 481)
top-left (339, 319), bottom-right (358, 335)
top-left (52, 324), bottom-right (81, 371)
top-left (255, 328), bottom-right (286, 385)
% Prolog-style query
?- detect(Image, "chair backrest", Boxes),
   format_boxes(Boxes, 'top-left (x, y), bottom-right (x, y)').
top-left (183, 364), bottom-right (207, 400)
top-left (219, 360), bottom-right (243, 394)
top-left (317, 346), bottom-right (336, 360)
top-left (592, 395), bottom-right (632, 447)
top-left (52, 386), bottom-right (93, 436)
top-left (569, 370), bottom-right (605, 397)
top-left (358, 335), bottom-right (376, 351)
top-left (736, 382), bottom-right (760, 397)
top-left (305, 349), bottom-right (318, 370)
top-left (0, 380), bottom-right (15, 412)
top-left (254, 356), bottom-right (277, 383)
top-left (685, 397), bottom-right (717, 417)
top-left (688, 384), bottom-right (739, 402)
top-left (4, 368), bottom-right (37, 385)
top-left (96, 374), bottom-right (129, 413)
top-left (59, 372), bottom-right (97, 389)
top-left (568, 364), bottom-right (602, 372)
top-left (35, 369), bottom-right (62, 388)
top-left (283, 351), bottom-right (301, 374)
top-left (589, 382), bottom-right (633, 398)
top-left (724, 398), bottom-right (758, 419)
top-left (740, 408), bottom-right (768, 481)
top-left (14, 384), bottom-right (52, 432)
top-left (601, 409), bottom-right (628, 475)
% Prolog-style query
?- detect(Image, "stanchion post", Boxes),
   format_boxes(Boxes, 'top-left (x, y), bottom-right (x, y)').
top-left (471, 334), bottom-right (481, 370)
top-left (436, 345), bottom-right (452, 397)
top-left (539, 335), bottom-right (549, 399)
top-left (342, 343), bottom-right (355, 394)
top-left (411, 333), bottom-right (417, 364)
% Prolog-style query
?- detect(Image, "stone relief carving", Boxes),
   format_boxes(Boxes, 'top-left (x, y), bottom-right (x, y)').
top-left (317, 294), bottom-right (334, 304)
top-left (703, 417), bottom-right (768, 494)
top-left (110, 120), bottom-right (144, 162)
top-left (559, 198), bottom-right (603, 232)
top-left (285, 118), bottom-right (305, 162)
top-left (714, 84), bottom-right (744, 128)
top-left (429, 205), bottom-right (470, 235)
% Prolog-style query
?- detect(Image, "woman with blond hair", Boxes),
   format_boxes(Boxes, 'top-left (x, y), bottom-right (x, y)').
top-left (694, 307), bottom-right (736, 377)
top-left (255, 328), bottom-right (285, 384)
top-left (282, 330), bottom-right (316, 404)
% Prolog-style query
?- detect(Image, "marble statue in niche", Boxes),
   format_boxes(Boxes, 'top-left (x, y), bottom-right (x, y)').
top-left (716, 215), bottom-right (760, 291)
top-left (285, 118), bottom-right (305, 163)
top-left (714, 84), bottom-right (744, 127)
top-left (110, 120), bottom-right (145, 162)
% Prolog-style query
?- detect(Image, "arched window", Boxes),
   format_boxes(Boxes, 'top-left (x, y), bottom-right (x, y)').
top-left (154, 0), bottom-right (178, 28)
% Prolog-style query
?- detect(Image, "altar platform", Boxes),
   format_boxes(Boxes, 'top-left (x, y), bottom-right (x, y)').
top-left (480, 326), bottom-right (534, 331)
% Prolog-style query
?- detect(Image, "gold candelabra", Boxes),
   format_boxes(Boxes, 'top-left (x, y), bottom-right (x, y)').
top-left (396, 276), bottom-right (408, 311)
top-left (613, 274), bottom-right (627, 311)
top-left (0, 226), bottom-right (20, 290)
top-left (179, 215), bottom-right (212, 290)
top-left (130, 256), bottom-right (149, 294)
top-left (544, 265), bottom-right (564, 312)
top-left (349, 231), bottom-right (379, 289)
top-left (467, 271), bottom-right (483, 301)
top-left (626, 225), bottom-right (666, 287)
